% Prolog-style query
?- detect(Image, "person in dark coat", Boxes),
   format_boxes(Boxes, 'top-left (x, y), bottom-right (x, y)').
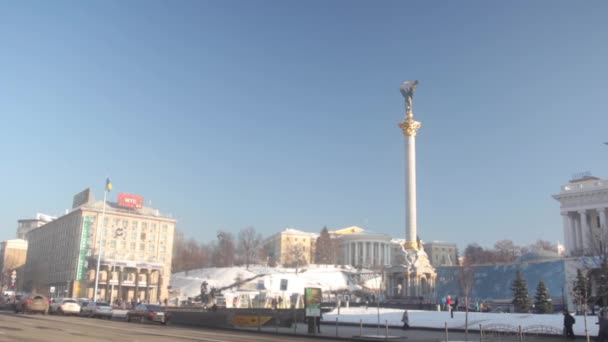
top-left (315, 312), bottom-right (322, 333)
top-left (564, 311), bottom-right (576, 339)
top-left (401, 310), bottom-right (410, 330)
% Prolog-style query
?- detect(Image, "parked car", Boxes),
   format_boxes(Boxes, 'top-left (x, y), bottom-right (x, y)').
top-left (80, 301), bottom-right (113, 318)
top-left (126, 304), bottom-right (171, 325)
top-left (15, 294), bottom-right (49, 314)
top-left (50, 298), bottom-right (80, 315)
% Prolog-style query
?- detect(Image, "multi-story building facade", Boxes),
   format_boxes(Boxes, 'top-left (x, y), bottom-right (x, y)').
top-left (263, 228), bottom-right (318, 266)
top-left (24, 189), bottom-right (175, 303)
top-left (553, 174), bottom-right (608, 256)
top-left (0, 239), bottom-right (28, 292)
top-left (423, 241), bottom-right (458, 267)
top-left (17, 213), bottom-right (56, 240)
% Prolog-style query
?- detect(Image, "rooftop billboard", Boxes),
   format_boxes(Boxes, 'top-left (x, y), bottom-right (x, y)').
top-left (118, 193), bottom-right (143, 209)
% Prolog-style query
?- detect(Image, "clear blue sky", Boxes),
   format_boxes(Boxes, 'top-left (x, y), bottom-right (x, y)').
top-left (1, 1), bottom-right (607, 251)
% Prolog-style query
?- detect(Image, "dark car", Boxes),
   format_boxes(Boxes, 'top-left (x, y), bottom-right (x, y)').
top-left (126, 304), bottom-right (171, 325)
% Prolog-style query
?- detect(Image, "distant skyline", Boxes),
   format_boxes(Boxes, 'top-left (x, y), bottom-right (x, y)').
top-left (1, 1), bottom-right (607, 251)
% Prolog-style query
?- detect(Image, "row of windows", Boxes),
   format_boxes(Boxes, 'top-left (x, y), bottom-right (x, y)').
top-left (106, 240), bottom-right (167, 253)
top-left (103, 217), bottom-right (171, 233)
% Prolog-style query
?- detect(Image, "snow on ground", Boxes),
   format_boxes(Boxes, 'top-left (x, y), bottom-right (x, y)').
top-left (171, 266), bottom-right (600, 337)
top-left (171, 267), bottom-right (258, 297)
top-left (325, 307), bottom-right (600, 336)
top-left (171, 265), bottom-right (367, 299)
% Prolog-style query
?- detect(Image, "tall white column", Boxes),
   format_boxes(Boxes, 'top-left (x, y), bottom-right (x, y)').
top-left (405, 134), bottom-right (418, 247)
top-left (576, 215), bottom-right (583, 253)
top-left (371, 242), bottom-right (375, 266)
top-left (343, 243), bottom-right (348, 265)
top-left (580, 210), bottom-right (589, 253)
top-left (561, 213), bottom-right (572, 255)
top-left (568, 214), bottom-right (578, 253)
top-left (599, 208), bottom-right (607, 239)
top-left (399, 81), bottom-right (422, 250)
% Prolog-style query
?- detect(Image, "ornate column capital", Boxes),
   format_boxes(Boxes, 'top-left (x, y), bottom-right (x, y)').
top-left (561, 212), bottom-right (570, 217)
top-left (403, 241), bottom-right (419, 250)
top-left (399, 119), bottom-right (422, 137)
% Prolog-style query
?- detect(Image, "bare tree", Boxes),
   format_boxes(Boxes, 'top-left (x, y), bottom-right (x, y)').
top-left (237, 227), bottom-right (262, 269)
top-left (457, 256), bottom-right (475, 340)
top-left (494, 240), bottom-right (520, 263)
top-left (529, 239), bottom-right (558, 253)
top-left (212, 231), bottom-right (235, 267)
top-left (283, 243), bottom-right (307, 273)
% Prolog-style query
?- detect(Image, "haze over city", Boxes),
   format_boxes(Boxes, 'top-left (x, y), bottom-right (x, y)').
top-left (1, 1), bottom-right (607, 250)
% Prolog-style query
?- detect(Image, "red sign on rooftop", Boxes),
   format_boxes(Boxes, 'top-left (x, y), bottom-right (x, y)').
top-left (118, 193), bottom-right (143, 209)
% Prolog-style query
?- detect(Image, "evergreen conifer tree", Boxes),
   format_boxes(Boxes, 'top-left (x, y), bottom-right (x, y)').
top-left (533, 280), bottom-right (553, 314)
top-left (511, 269), bottom-right (531, 313)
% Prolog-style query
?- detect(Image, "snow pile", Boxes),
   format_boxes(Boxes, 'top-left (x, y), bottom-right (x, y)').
top-left (171, 267), bottom-right (258, 297)
top-left (171, 265), bottom-right (372, 298)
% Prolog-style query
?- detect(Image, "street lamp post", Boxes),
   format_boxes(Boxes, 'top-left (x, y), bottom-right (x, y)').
top-left (93, 189), bottom-right (109, 302)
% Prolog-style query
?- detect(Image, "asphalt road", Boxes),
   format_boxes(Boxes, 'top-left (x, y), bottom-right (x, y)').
top-left (0, 312), bottom-right (343, 342)
top-left (0, 311), bottom-right (575, 342)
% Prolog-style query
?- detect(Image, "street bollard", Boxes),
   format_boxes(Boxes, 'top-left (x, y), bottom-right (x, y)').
top-left (360, 319), bottom-right (363, 337)
top-left (518, 325), bottom-right (522, 342)
top-left (336, 317), bottom-right (339, 337)
top-left (444, 322), bottom-right (449, 342)
top-left (479, 324), bottom-right (483, 342)
top-left (275, 311), bottom-right (278, 334)
top-left (257, 312), bottom-right (261, 332)
top-left (385, 320), bottom-right (388, 341)
top-left (293, 308), bottom-right (297, 333)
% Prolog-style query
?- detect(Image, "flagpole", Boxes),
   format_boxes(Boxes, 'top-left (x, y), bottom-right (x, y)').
top-left (93, 188), bottom-right (108, 302)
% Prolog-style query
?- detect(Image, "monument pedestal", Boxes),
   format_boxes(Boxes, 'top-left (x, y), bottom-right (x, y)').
top-left (385, 244), bottom-right (436, 301)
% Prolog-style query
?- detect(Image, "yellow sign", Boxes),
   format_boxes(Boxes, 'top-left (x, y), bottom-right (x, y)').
top-left (231, 315), bottom-right (272, 327)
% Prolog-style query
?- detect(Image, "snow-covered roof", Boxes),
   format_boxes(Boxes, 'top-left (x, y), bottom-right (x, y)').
top-left (281, 228), bottom-right (318, 237)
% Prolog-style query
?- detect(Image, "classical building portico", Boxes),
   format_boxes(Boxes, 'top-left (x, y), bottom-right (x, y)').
top-left (553, 175), bottom-right (608, 256)
top-left (336, 228), bottom-right (393, 268)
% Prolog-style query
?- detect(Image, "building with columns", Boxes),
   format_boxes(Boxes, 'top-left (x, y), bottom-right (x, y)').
top-left (333, 226), bottom-right (393, 268)
top-left (553, 175), bottom-right (608, 256)
top-left (23, 188), bottom-right (175, 303)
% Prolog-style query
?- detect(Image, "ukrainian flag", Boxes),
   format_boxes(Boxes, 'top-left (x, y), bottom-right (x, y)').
top-left (106, 178), bottom-right (113, 192)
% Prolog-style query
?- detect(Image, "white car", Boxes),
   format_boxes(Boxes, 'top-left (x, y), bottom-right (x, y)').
top-left (81, 301), bottom-right (113, 318)
top-left (51, 298), bottom-right (81, 316)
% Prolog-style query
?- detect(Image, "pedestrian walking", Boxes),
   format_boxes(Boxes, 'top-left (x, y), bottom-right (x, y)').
top-left (446, 296), bottom-right (453, 318)
top-left (401, 310), bottom-right (410, 330)
top-left (441, 296), bottom-right (446, 311)
top-left (563, 311), bottom-right (576, 339)
top-left (316, 311), bottom-right (322, 333)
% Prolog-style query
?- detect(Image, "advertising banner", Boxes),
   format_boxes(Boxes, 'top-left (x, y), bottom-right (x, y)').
top-left (118, 193), bottom-right (144, 209)
top-left (304, 287), bottom-right (322, 317)
top-left (76, 216), bottom-right (92, 281)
